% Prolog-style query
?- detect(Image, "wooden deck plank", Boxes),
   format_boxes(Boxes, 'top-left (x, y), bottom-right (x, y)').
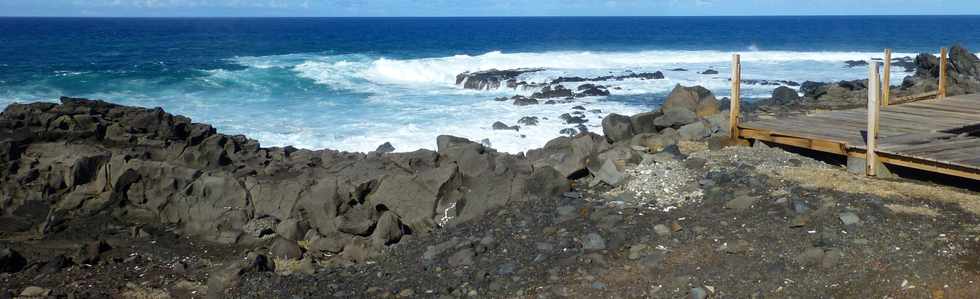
top-left (737, 93), bottom-right (980, 180)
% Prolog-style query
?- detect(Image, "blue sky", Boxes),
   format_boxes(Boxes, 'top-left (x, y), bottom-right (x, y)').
top-left (1, 0), bottom-right (978, 17)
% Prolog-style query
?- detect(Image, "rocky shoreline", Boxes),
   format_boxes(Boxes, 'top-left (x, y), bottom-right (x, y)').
top-left (1, 45), bottom-right (980, 298)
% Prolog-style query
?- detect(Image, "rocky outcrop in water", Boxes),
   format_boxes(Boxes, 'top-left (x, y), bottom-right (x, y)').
top-left (794, 45), bottom-right (980, 110)
top-left (549, 71), bottom-right (665, 84)
top-left (0, 98), bottom-right (569, 262)
top-left (455, 68), bottom-right (544, 90)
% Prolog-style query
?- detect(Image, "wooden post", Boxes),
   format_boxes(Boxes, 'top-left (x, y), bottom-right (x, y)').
top-left (866, 61), bottom-right (881, 176)
top-left (882, 49), bottom-right (892, 106)
top-left (938, 47), bottom-right (947, 99)
top-left (729, 54), bottom-right (741, 140)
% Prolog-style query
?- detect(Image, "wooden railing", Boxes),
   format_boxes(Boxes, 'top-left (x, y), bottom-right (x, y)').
top-left (728, 48), bottom-right (952, 176)
top-left (880, 47), bottom-right (947, 106)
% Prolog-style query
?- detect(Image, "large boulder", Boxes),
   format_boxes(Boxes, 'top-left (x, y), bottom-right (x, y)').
top-left (662, 85), bottom-right (720, 117)
top-left (527, 133), bottom-right (609, 179)
top-left (770, 86), bottom-right (801, 105)
top-left (630, 111), bottom-right (661, 135)
top-left (654, 107), bottom-right (698, 129)
top-left (601, 113), bottom-right (634, 143)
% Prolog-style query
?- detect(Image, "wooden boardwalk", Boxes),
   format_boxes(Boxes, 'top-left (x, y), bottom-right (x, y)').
top-left (737, 93), bottom-right (980, 180)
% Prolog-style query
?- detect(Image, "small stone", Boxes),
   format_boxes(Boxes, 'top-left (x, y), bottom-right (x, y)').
top-left (789, 215), bottom-right (809, 227)
top-left (398, 288), bottom-right (415, 297)
top-left (821, 248), bottom-right (843, 268)
top-left (20, 286), bottom-right (50, 297)
top-left (796, 247), bottom-right (825, 266)
top-left (448, 248), bottom-right (475, 267)
top-left (535, 242), bottom-right (555, 251)
top-left (591, 282), bottom-right (607, 289)
top-left (725, 195), bottom-right (759, 210)
top-left (690, 287), bottom-right (708, 299)
top-left (628, 244), bottom-right (649, 260)
top-left (670, 222), bottom-right (683, 232)
top-left (582, 233), bottom-right (607, 250)
top-left (654, 224), bottom-right (671, 236)
top-left (497, 262), bottom-right (516, 275)
top-left (839, 212), bottom-right (861, 226)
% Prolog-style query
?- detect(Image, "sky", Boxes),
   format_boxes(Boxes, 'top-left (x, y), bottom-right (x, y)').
top-left (0, 0), bottom-right (978, 17)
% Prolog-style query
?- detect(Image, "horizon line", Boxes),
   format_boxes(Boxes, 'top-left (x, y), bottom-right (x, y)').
top-left (2, 14), bottom-right (980, 18)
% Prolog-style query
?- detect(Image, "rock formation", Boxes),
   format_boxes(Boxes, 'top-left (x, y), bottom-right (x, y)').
top-left (0, 98), bottom-right (569, 262)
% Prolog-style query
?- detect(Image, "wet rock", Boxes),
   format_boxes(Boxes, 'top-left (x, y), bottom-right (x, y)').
top-left (559, 113), bottom-right (587, 125)
top-left (576, 84), bottom-right (611, 97)
top-left (0, 247), bottom-right (27, 273)
top-left (455, 68), bottom-right (544, 90)
top-left (517, 116), bottom-right (539, 126)
top-left (375, 142), bottom-right (396, 154)
top-left (531, 85), bottom-right (574, 99)
top-left (512, 96), bottom-right (539, 106)
top-left (701, 69), bottom-right (719, 75)
top-left (492, 121), bottom-right (519, 131)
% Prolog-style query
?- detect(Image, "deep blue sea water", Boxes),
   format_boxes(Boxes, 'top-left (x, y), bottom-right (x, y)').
top-left (2, 16), bottom-right (980, 152)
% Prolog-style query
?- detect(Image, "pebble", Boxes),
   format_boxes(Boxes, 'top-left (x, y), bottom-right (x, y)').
top-left (725, 195), bottom-right (759, 210)
top-left (582, 233), bottom-right (607, 250)
top-left (839, 212), bottom-right (861, 226)
top-left (20, 286), bottom-right (50, 297)
top-left (448, 248), bottom-right (475, 267)
top-left (398, 288), bottom-right (415, 297)
top-left (535, 242), bottom-right (555, 251)
top-left (497, 262), bottom-right (516, 275)
top-left (690, 287), bottom-right (708, 299)
top-left (591, 282), bottom-right (608, 289)
top-left (654, 224), bottom-right (671, 236)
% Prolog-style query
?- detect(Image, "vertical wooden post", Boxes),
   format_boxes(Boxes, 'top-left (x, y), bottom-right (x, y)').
top-left (882, 49), bottom-right (892, 106)
top-left (938, 47), bottom-right (948, 99)
top-left (729, 54), bottom-right (741, 140)
top-left (866, 61), bottom-right (881, 176)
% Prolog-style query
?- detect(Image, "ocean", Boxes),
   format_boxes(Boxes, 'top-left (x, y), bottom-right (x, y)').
top-left (2, 16), bottom-right (979, 153)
